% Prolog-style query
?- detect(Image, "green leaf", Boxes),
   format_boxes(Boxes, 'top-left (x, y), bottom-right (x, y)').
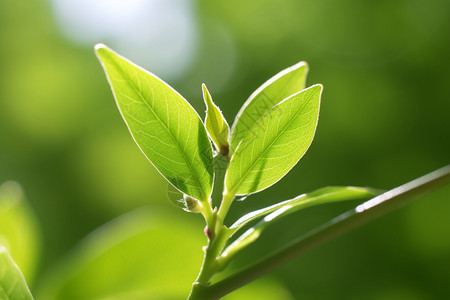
top-left (220, 187), bottom-right (379, 262)
top-left (0, 182), bottom-right (41, 283)
top-left (202, 84), bottom-right (230, 157)
top-left (95, 44), bottom-right (214, 202)
top-left (225, 84), bottom-right (322, 196)
top-left (230, 61), bottom-right (308, 154)
top-left (229, 186), bottom-right (380, 232)
top-left (36, 207), bottom-right (205, 300)
top-left (0, 246), bottom-right (34, 300)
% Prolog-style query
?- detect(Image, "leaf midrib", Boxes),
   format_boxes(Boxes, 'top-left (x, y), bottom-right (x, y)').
top-left (117, 61), bottom-right (208, 200)
top-left (228, 90), bottom-right (314, 194)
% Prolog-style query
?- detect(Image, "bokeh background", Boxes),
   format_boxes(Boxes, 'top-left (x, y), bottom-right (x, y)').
top-left (1, 0), bottom-right (449, 299)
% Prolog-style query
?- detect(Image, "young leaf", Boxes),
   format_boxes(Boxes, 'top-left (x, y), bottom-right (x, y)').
top-left (95, 44), bottom-right (214, 202)
top-left (0, 246), bottom-right (34, 300)
top-left (229, 186), bottom-right (380, 233)
top-left (203, 84), bottom-right (230, 157)
top-left (225, 84), bottom-right (323, 196)
top-left (230, 61), bottom-right (308, 154)
top-left (220, 186), bottom-right (379, 262)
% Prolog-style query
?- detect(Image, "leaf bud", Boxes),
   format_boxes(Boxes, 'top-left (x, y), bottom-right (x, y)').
top-left (183, 195), bottom-right (203, 213)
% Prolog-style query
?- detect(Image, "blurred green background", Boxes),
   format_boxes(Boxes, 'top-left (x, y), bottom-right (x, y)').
top-left (1, 0), bottom-right (449, 299)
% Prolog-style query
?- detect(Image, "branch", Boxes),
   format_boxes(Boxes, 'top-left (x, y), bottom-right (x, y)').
top-left (202, 165), bottom-right (450, 299)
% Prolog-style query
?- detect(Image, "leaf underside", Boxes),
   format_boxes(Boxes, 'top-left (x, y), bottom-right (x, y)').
top-left (95, 44), bottom-right (214, 202)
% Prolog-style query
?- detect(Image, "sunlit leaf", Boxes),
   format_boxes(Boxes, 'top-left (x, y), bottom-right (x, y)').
top-left (230, 61), bottom-right (308, 154)
top-left (0, 246), bottom-right (34, 300)
top-left (225, 85), bottom-right (322, 195)
top-left (95, 44), bottom-right (214, 202)
top-left (36, 207), bottom-right (205, 300)
top-left (203, 84), bottom-right (230, 157)
top-left (220, 186), bottom-right (378, 261)
top-left (0, 182), bottom-right (41, 283)
top-left (230, 186), bottom-right (379, 231)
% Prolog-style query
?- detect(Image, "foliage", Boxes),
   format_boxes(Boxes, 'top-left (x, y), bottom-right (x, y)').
top-left (93, 45), bottom-right (450, 299)
top-left (0, 44), bottom-right (448, 300)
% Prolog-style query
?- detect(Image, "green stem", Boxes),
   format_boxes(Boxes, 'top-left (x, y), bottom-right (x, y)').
top-left (217, 191), bottom-right (235, 221)
top-left (200, 199), bottom-right (215, 227)
top-left (188, 228), bottom-right (230, 300)
top-left (188, 210), bottom-right (232, 299)
top-left (196, 165), bottom-right (450, 299)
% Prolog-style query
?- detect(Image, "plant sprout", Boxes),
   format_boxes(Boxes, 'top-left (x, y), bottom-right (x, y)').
top-left (2, 44), bottom-right (448, 300)
top-left (92, 44), bottom-right (450, 299)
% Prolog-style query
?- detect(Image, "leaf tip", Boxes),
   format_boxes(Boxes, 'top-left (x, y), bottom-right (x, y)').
top-left (202, 83), bottom-right (210, 97)
top-left (295, 60), bottom-right (309, 70)
top-left (202, 84), bottom-right (213, 107)
top-left (310, 83), bottom-right (324, 94)
top-left (94, 43), bottom-right (106, 50)
top-left (284, 61), bottom-right (309, 77)
top-left (94, 43), bottom-right (109, 56)
top-left (94, 43), bottom-right (115, 61)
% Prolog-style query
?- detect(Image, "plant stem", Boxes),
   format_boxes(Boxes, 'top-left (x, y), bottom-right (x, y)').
top-left (188, 210), bottom-right (232, 300)
top-left (196, 165), bottom-right (450, 299)
top-left (201, 199), bottom-right (215, 228)
top-left (217, 191), bottom-right (235, 221)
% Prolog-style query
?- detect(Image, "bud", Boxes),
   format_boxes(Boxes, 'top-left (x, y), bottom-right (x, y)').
top-left (183, 195), bottom-right (203, 213)
top-left (202, 84), bottom-right (230, 158)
